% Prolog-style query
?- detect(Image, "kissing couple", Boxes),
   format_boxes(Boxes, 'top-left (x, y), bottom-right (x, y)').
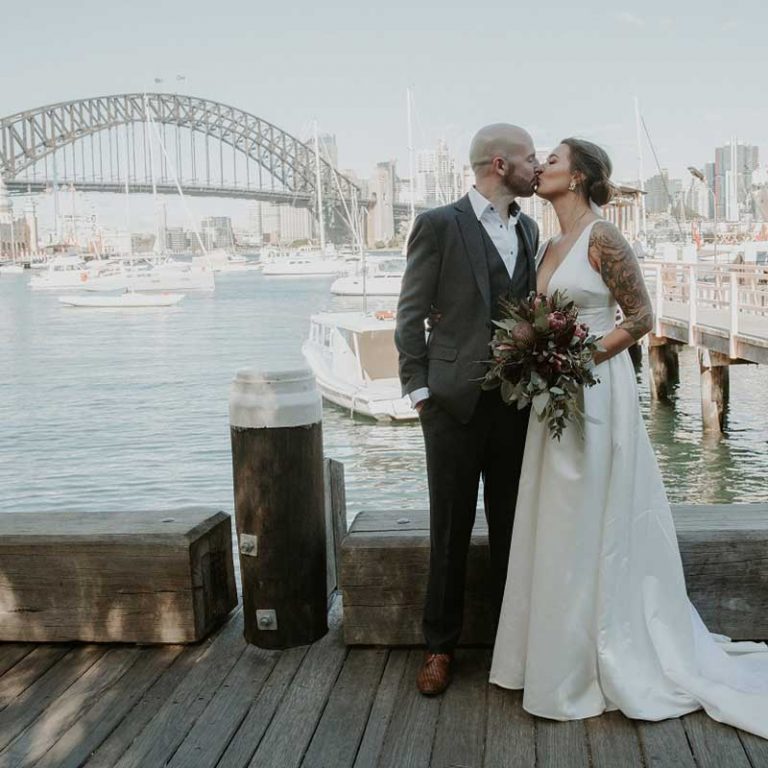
top-left (394, 124), bottom-right (768, 737)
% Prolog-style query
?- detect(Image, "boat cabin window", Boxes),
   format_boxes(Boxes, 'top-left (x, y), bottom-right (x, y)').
top-left (356, 329), bottom-right (398, 380)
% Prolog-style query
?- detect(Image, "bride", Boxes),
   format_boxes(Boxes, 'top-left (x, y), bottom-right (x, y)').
top-left (489, 138), bottom-right (768, 738)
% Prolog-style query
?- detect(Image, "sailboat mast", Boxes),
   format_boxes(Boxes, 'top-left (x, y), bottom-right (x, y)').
top-left (123, 123), bottom-right (132, 257)
top-left (634, 96), bottom-right (647, 239)
top-left (313, 121), bottom-right (326, 252)
top-left (407, 87), bottom-right (415, 230)
top-left (143, 94), bottom-right (163, 255)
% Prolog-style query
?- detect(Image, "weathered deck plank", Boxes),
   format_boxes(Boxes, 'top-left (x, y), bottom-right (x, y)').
top-left (0, 646), bottom-right (105, 751)
top-left (738, 729), bottom-right (768, 767)
top-left (84, 643), bottom-right (212, 768)
top-left (636, 718), bottom-right (697, 768)
top-left (0, 601), bottom-right (760, 768)
top-left (484, 688), bottom-right (535, 768)
top-left (683, 710), bottom-right (752, 768)
top-left (376, 650), bottom-right (442, 768)
top-left (110, 608), bottom-right (247, 768)
top-left (585, 710), bottom-right (644, 768)
top-left (430, 649), bottom-right (489, 768)
top-left (0, 647), bottom-right (140, 767)
top-left (34, 646), bottom-right (183, 768)
top-left (302, 648), bottom-right (388, 768)
top-left (0, 645), bottom-right (70, 710)
top-left (216, 646), bottom-right (309, 768)
top-left (352, 650), bottom-right (409, 768)
top-left (246, 608), bottom-right (348, 768)
top-left (535, 719), bottom-right (591, 768)
top-left (0, 645), bottom-right (33, 679)
top-left (167, 643), bottom-right (279, 768)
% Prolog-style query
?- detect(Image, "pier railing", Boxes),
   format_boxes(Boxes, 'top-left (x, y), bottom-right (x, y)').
top-left (642, 261), bottom-right (768, 361)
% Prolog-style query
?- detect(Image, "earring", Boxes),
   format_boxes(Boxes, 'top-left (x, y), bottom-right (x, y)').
top-left (568, 179), bottom-right (577, 192)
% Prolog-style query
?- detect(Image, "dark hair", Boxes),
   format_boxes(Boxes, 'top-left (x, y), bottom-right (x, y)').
top-left (561, 138), bottom-right (615, 206)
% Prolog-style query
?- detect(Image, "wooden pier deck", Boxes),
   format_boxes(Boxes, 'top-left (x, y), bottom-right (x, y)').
top-left (644, 261), bottom-right (768, 364)
top-left (1, 597), bottom-right (766, 768)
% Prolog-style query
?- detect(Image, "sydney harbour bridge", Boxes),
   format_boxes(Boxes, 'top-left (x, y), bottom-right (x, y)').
top-left (0, 93), bottom-right (413, 242)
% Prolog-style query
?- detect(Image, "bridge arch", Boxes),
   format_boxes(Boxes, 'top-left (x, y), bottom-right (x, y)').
top-left (0, 93), bottom-right (361, 205)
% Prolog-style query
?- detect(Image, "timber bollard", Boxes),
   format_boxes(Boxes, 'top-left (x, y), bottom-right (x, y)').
top-left (229, 368), bottom-right (328, 648)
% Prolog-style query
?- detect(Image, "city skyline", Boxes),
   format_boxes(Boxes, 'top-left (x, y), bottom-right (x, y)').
top-left (0, 0), bottom-right (765, 189)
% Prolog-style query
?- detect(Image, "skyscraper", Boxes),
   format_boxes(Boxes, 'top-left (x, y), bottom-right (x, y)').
top-left (714, 140), bottom-right (759, 222)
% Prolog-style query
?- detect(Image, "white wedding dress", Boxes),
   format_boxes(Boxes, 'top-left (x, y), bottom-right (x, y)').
top-left (489, 219), bottom-right (768, 738)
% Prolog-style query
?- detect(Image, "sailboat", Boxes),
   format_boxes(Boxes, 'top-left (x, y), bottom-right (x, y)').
top-left (301, 106), bottom-right (417, 422)
top-left (82, 96), bottom-right (215, 293)
top-left (59, 291), bottom-right (185, 308)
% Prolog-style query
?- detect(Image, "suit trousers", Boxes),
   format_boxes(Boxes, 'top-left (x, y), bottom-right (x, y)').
top-left (419, 389), bottom-right (529, 652)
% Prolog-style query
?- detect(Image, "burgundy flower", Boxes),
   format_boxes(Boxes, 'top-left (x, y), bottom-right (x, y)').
top-left (510, 320), bottom-right (536, 348)
top-left (547, 311), bottom-right (567, 332)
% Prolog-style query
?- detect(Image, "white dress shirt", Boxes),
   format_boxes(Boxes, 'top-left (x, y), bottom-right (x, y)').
top-left (409, 187), bottom-right (522, 408)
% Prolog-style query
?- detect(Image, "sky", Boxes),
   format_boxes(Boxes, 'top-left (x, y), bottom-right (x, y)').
top-left (1, 0), bottom-right (766, 227)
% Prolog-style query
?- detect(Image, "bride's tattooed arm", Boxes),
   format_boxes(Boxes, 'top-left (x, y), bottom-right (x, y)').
top-left (588, 221), bottom-right (654, 341)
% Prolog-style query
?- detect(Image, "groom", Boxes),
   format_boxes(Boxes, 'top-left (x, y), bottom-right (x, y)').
top-left (395, 124), bottom-right (541, 695)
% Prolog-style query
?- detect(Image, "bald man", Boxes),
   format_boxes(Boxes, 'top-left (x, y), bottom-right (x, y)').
top-left (395, 124), bottom-right (541, 695)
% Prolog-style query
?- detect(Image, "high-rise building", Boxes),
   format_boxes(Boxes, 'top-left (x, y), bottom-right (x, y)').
top-left (0, 178), bottom-right (34, 258)
top-left (200, 216), bottom-right (234, 249)
top-left (318, 134), bottom-right (338, 168)
top-left (644, 170), bottom-right (682, 215)
top-left (685, 176), bottom-right (711, 219)
top-left (165, 227), bottom-right (189, 254)
top-left (369, 160), bottom-right (396, 245)
top-left (714, 140), bottom-right (759, 222)
top-left (278, 205), bottom-right (313, 243)
top-left (414, 140), bottom-right (460, 206)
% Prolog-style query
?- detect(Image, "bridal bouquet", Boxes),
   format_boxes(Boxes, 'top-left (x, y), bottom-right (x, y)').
top-left (481, 290), bottom-right (603, 440)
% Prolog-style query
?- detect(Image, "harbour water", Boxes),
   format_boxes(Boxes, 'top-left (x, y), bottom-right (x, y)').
top-left (1, 269), bottom-right (766, 523)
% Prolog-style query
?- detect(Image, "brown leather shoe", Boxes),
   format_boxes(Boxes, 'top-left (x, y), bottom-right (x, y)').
top-left (416, 652), bottom-right (453, 696)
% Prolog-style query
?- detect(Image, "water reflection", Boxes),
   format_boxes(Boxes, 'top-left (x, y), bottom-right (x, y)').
top-left (0, 271), bottom-right (765, 520)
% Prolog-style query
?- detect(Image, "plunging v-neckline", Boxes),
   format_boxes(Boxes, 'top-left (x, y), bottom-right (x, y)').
top-left (537, 219), bottom-right (599, 295)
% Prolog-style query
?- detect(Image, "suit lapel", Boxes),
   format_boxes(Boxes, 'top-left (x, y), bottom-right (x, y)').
top-left (454, 195), bottom-right (491, 308)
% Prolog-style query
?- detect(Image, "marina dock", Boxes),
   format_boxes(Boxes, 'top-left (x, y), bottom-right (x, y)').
top-left (2, 595), bottom-right (767, 767)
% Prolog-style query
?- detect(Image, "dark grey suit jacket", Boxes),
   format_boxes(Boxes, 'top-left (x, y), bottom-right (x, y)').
top-left (395, 194), bottom-right (539, 424)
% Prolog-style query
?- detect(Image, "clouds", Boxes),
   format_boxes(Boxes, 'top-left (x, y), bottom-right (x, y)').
top-left (616, 12), bottom-right (646, 27)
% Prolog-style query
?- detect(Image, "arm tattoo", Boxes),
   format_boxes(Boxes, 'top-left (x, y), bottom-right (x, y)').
top-left (590, 222), bottom-right (653, 341)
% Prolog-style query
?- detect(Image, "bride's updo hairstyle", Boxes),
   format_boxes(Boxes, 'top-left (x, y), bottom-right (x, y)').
top-left (561, 138), bottom-right (615, 206)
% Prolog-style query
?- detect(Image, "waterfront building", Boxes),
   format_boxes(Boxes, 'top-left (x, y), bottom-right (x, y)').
top-left (165, 227), bottom-right (190, 254)
top-left (645, 170), bottom-right (682, 216)
top-left (368, 160), bottom-right (396, 245)
top-left (714, 140), bottom-right (759, 222)
top-left (318, 134), bottom-right (338, 168)
top-left (200, 216), bottom-right (234, 249)
top-left (685, 175), bottom-right (711, 219)
top-left (278, 205), bottom-right (314, 244)
top-left (0, 179), bottom-right (35, 258)
top-left (414, 140), bottom-right (460, 207)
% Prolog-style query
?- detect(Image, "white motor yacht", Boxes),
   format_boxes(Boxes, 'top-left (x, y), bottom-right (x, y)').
top-left (192, 249), bottom-right (259, 273)
top-left (0, 262), bottom-right (25, 275)
top-left (302, 311), bottom-right (416, 421)
top-left (82, 257), bottom-right (215, 292)
top-left (330, 257), bottom-right (405, 297)
top-left (59, 292), bottom-right (185, 308)
top-left (29, 254), bottom-right (105, 290)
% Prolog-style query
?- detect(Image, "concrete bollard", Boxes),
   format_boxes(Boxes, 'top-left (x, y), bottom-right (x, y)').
top-left (229, 368), bottom-right (328, 648)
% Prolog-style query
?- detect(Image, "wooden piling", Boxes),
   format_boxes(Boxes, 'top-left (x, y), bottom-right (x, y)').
top-left (229, 369), bottom-right (328, 649)
top-left (648, 335), bottom-right (681, 401)
top-left (698, 349), bottom-right (730, 433)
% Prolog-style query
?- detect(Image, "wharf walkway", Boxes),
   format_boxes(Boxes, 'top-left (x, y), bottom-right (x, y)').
top-left (1, 597), bottom-right (767, 767)
top-left (643, 260), bottom-right (768, 363)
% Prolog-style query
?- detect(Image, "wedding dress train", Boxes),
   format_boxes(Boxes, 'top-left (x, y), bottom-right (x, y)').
top-left (489, 220), bottom-right (768, 738)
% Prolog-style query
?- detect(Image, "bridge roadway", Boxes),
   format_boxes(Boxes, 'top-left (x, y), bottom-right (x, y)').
top-left (5, 178), bottom-right (422, 218)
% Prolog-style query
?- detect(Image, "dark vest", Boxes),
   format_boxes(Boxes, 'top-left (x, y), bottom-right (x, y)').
top-left (479, 224), bottom-right (530, 320)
